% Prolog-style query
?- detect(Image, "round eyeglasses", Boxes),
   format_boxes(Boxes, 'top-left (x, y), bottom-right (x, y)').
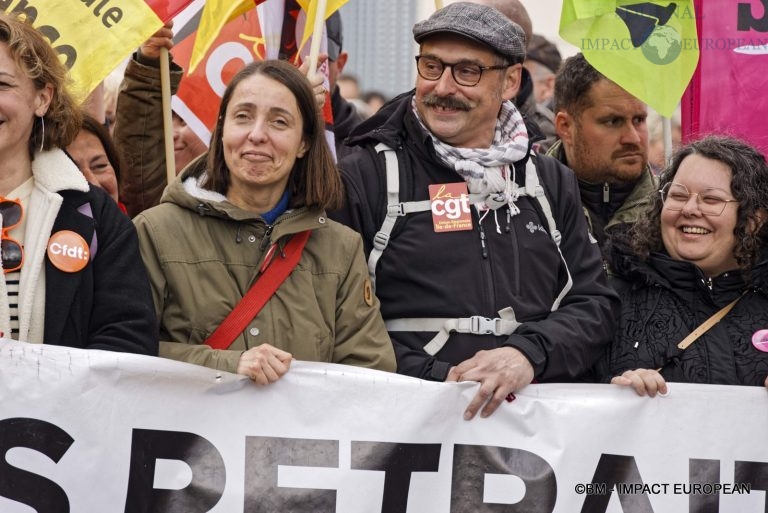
top-left (415, 55), bottom-right (509, 87)
top-left (659, 182), bottom-right (738, 216)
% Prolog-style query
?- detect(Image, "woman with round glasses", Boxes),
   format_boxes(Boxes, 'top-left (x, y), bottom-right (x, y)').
top-left (599, 135), bottom-right (768, 394)
top-left (0, 13), bottom-right (156, 353)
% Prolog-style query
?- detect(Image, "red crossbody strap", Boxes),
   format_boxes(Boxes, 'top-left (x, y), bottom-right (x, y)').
top-left (204, 230), bottom-right (312, 350)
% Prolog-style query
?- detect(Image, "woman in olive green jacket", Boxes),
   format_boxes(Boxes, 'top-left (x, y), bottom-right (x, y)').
top-left (134, 60), bottom-right (395, 382)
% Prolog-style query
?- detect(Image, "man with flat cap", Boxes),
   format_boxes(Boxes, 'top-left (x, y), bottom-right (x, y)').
top-left (331, 3), bottom-right (617, 419)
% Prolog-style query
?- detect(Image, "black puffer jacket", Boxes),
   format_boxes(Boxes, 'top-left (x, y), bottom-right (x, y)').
top-left (332, 91), bottom-right (618, 382)
top-left (600, 247), bottom-right (768, 386)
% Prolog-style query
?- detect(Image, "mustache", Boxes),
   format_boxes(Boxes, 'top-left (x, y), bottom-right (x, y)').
top-left (421, 94), bottom-right (471, 111)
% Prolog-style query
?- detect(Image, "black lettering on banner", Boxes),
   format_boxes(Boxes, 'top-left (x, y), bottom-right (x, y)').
top-left (580, 454), bottom-right (653, 513)
top-left (11, 0), bottom-right (36, 23)
top-left (351, 441), bottom-right (441, 513)
top-left (79, 0), bottom-right (123, 29)
top-left (451, 445), bottom-right (556, 512)
top-left (124, 429), bottom-right (225, 513)
top-left (0, 417), bottom-right (74, 513)
top-left (735, 461), bottom-right (768, 509)
top-left (0, 2), bottom-right (78, 69)
top-left (36, 25), bottom-right (76, 68)
top-left (738, 0), bottom-right (768, 32)
top-left (689, 459), bottom-right (720, 513)
top-left (244, 436), bottom-right (338, 512)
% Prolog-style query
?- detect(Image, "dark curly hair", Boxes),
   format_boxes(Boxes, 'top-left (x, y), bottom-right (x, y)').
top-left (631, 135), bottom-right (768, 270)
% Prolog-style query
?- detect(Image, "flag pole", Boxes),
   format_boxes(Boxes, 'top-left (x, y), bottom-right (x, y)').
top-left (160, 47), bottom-right (176, 185)
top-left (307, 0), bottom-right (329, 76)
top-left (662, 116), bottom-right (673, 169)
top-left (435, 0), bottom-right (443, 9)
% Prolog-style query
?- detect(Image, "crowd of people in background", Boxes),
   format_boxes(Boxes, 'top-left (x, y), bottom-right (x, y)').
top-left (1, 0), bottom-right (767, 423)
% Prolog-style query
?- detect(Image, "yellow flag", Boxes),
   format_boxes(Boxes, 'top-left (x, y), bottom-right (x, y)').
top-left (189, 0), bottom-right (259, 73)
top-left (1, 0), bottom-right (164, 97)
top-left (560, 0), bottom-right (699, 117)
top-left (296, 0), bottom-right (348, 55)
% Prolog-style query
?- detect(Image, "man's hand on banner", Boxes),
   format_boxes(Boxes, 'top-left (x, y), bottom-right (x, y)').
top-left (236, 343), bottom-right (293, 385)
top-left (611, 368), bottom-right (669, 398)
top-left (140, 21), bottom-right (175, 60)
top-left (446, 347), bottom-right (534, 420)
top-left (299, 54), bottom-right (329, 110)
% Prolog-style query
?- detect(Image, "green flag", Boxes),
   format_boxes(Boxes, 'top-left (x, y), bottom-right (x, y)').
top-left (559, 1), bottom-right (699, 117)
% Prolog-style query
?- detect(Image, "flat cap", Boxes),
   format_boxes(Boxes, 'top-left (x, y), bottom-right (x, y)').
top-left (413, 2), bottom-right (526, 63)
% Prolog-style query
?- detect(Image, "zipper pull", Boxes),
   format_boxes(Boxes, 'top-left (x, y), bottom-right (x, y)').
top-left (478, 224), bottom-right (488, 259)
top-left (259, 225), bottom-right (274, 251)
top-left (603, 182), bottom-right (610, 203)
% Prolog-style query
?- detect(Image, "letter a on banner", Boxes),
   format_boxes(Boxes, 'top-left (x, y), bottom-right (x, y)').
top-left (559, 0), bottom-right (700, 117)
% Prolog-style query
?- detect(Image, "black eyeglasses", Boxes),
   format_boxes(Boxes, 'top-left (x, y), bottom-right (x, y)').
top-left (0, 199), bottom-right (23, 273)
top-left (415, 55), bottom-right (509, 87)
top-left (659, 182), bottom-right (738, 217)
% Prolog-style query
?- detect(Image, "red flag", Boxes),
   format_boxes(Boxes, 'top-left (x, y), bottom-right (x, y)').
top-left (145, 0), bottom-right (196, 22)
top-left (172, 0), bottom-right (336, 158)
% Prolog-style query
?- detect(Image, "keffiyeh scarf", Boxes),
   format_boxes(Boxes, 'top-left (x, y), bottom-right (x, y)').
top-left (412, 97), bottom-right (530, 216)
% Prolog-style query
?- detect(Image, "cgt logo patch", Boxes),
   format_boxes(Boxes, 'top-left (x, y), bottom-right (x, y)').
top-left (47, 230), bottom-right (89, 273)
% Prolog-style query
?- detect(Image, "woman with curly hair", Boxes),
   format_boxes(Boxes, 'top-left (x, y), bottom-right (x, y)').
top-left (600, 135), bottom-right (768, 395)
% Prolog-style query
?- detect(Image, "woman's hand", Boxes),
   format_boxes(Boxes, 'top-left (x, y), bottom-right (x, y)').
top-left (236, 343), bottom-right (292, 385)
top-left (611, 369), bottom-right (668, 397)
top-left (298, 54), bottom-right (329, 110)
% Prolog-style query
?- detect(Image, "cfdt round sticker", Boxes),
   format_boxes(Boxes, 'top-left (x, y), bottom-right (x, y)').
top-left (47, 230), bottom-right (90, 273)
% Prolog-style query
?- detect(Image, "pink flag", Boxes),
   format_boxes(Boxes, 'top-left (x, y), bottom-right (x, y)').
top-left (682, 0), bottom-right (768, 154)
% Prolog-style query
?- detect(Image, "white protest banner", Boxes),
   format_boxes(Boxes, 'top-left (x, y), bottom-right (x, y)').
top-left (0, 339), bottom-right (766, 512)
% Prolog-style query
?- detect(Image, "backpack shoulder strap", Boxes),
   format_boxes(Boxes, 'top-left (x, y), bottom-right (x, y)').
top-left (368, 143), bottom-right (431, 289)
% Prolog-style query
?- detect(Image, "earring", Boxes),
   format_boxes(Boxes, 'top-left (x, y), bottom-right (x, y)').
top-left (38, 116), bottom-right (45, 153)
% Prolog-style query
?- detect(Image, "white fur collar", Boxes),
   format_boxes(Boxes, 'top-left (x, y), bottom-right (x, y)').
top-left (182, 173), bottom-right (227, 203)
top-left (31, 149), bottom-right (89, 193)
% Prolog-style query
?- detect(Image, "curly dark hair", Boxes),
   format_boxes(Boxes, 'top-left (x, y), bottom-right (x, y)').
top-left (631, 135), bottom-right (768, 270)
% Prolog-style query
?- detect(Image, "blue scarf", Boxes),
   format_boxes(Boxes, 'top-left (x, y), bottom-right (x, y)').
top-left (261, 190), bottom-right (290, 225)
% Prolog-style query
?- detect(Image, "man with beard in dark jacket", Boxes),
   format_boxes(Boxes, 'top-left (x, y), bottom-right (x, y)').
top-left (331, 3), bottom-right (618, 420)
top-left (548, 53), bottom-right (657, 265)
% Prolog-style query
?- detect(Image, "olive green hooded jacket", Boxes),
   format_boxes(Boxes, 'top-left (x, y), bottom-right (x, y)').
top-left (134, 163), bottom-right (396, 374)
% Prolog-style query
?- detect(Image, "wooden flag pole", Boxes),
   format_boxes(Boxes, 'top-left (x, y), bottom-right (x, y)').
top-left (307, 0), bottom-right (329, 76)
top-left (435, 0), bottom-right (443, 9)
top-left (160, 47), bottom-right (176, 185)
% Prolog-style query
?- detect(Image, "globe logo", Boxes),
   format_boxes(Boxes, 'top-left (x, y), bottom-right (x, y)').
top-left (641, 25), bottom-right (682, 65)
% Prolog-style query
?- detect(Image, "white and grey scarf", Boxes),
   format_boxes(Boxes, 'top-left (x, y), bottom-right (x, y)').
top-left (412, 97), bottom-right (530, 216)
